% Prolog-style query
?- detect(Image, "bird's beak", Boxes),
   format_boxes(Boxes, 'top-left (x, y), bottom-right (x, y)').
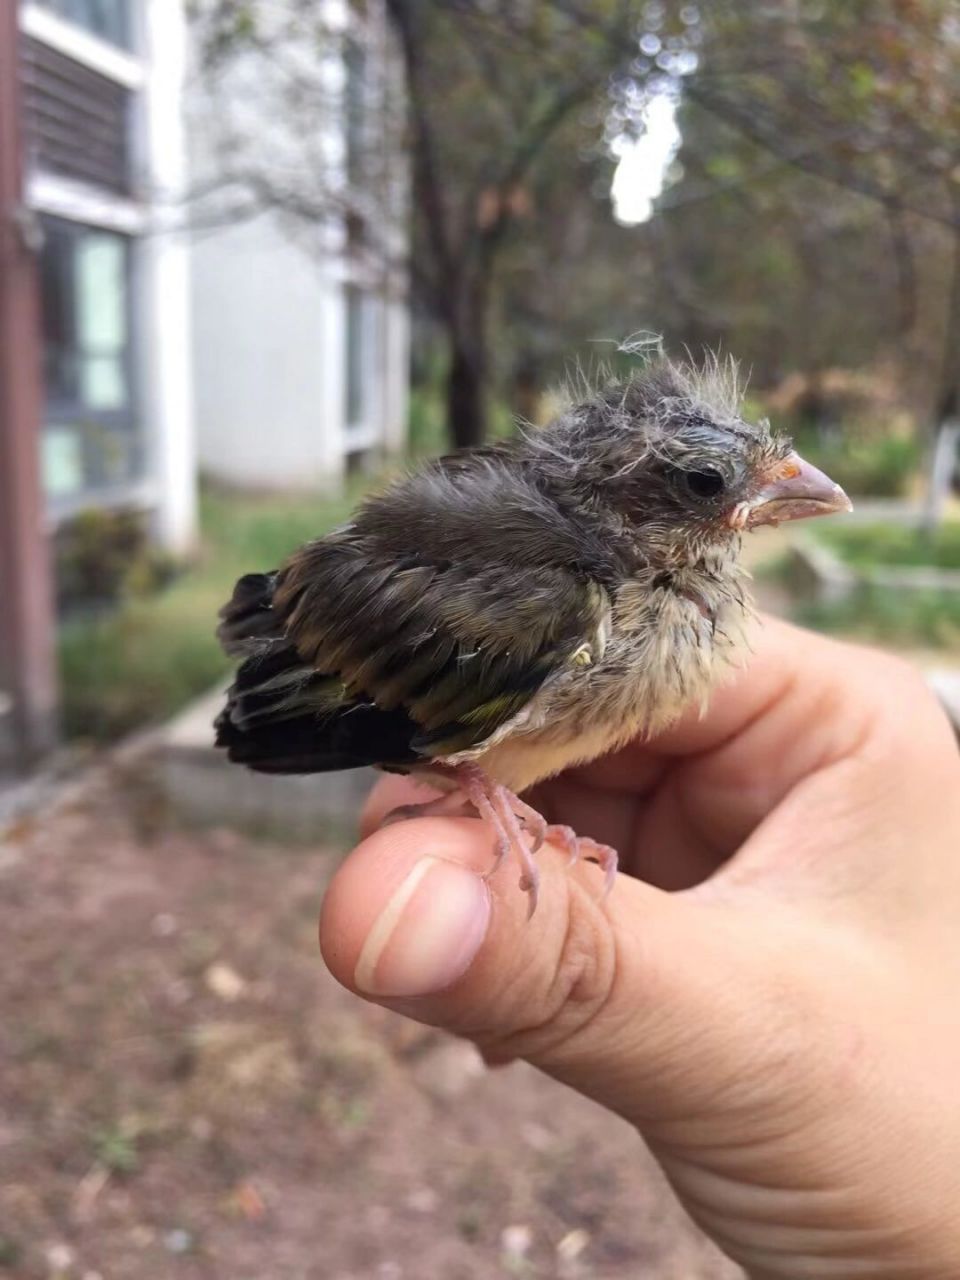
top-left (732, 452), bottom-right (853, 531)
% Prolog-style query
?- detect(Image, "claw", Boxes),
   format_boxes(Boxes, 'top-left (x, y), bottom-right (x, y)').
top-left (508, 795), bottom-right (548, 853)
top-left (545, 823), bottom-right (581, 866)
top-left (592, 842), bottom-right (619, 899)
top-left (546, 825), bottom-right (618, 898)
top-left (389, 764), bottom-right (616, 915)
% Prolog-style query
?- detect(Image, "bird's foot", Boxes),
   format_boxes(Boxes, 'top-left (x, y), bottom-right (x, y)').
top-left (544, 824), bottom-right (618, 898)
top-left (454, 766), bottom-right (544, 918)
top-left (378, 767), bottom-right (616, 916)
top-left (380, 790), bottom-right (472, 827)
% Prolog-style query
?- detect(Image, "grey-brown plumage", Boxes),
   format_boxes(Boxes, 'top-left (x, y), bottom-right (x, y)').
top-left (215, 354), bottom-right (851, 908)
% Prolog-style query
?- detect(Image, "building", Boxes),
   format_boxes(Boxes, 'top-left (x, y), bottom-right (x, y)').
top-left (1, 0), bottom-right (196, 773)
top-left (19, 0), bottom-right (197, 552)
top-left (0, 0), bottom-right (409, 772)
top-left (188, 0), bottom-right (409, 489)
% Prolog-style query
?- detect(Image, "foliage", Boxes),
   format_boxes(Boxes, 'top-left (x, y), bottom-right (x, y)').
top-left (59, 484), bottom-right (366, 743)
top-left (685, 1), bottom-right (960, 228)
top-left (92, 1124), bottom-right (140, 1176)
top-left (794, 516), bottom-right (960, 648)
top-left (189, 0), bottom-right (677, 445)
top-left (814, 521), bottom-right (960, 570)
top-left (407, 384), bottom-right (448, 459)
top-left (0, 1238), bottom-right (22, 1268)
top-left (55, 509), bottom-right (177, 614)
top-left (189, 0), bottom-right (960, 503)
top-left (408, 383), bottom-right (525, 456)
top-left (645, 0), bottom-right (960, 426)
top-left (789, 430), bottom-right (920, 498)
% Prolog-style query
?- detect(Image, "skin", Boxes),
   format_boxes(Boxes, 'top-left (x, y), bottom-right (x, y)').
top-left (320, 617), bottom-right (960, 1279)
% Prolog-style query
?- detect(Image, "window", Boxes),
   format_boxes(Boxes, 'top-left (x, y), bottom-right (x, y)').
top-left (39, 217), bottom-right (141, 499)
top-left (344, 285), bottom-right (380, 440)
top-left (34, 0), bottom-right (132, 50)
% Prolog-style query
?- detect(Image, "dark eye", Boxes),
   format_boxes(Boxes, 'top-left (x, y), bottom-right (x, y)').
top-left (683, 468), bottom-right (726, 500)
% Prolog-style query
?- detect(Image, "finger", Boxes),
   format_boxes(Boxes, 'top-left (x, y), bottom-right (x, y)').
top-left (359, 774), bottom-right (444, 840)
top-left (318, 813), bottom-right (827, 1127)
top-left (526, 774), bottom-right (718, 890)
top-left (321, 771), bottom-right (960, 1280)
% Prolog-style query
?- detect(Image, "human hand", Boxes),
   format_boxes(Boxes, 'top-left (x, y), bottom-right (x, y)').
top-left (319, 618), bottom-right (960, 1279)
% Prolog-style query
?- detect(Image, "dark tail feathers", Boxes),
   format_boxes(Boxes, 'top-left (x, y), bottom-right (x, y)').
top-left (214, 570), bottom-right (418, 774)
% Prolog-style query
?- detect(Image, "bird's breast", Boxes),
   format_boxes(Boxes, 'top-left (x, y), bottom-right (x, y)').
top-left (465, 562), bottom-right (750, 792)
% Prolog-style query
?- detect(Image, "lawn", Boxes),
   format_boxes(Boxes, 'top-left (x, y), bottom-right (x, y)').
top-left (796, 588), bottom-right (960, 649)
top-left (59, 481), bottom-right (373, 743)
top-left (813, 520), bottom-right (960, 571)
top-left (791, 519), bottom-right (960, 649)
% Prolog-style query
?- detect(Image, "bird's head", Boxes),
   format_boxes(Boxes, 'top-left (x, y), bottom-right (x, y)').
top-left (537, 354), bottom-right (851, 568)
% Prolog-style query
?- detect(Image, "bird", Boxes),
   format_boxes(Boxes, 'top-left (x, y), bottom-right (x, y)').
top-left (214, 353), bottom-right (851, 913)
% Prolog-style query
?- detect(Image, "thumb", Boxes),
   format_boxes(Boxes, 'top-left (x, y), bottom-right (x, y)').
top-left (318, 813), bottom-right (780, 1125)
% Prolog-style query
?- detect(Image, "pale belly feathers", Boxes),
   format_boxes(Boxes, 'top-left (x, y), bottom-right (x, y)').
top-left (436, 568), bottom-right (752, 793)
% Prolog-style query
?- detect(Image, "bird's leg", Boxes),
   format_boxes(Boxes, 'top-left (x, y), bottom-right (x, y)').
top-left (379, 790), bottom-right (472, 827)
top-left (450, 769), bottom-right (513, 878)
top-left (442, 765), bottom-right (546, 854)
top-left (417, 763), bottom-right (541, 915)
top-left (487, 788), bottom-right (542, 919)
top-left (452, 767), bottom-right (539, 917)
top-left (544, 825), bottom-right (619, 899)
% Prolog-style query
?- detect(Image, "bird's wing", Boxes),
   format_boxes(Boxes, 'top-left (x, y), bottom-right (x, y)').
top-left (215, 456), bottom-right (616, 773)
top-left (272, 538), bottom-right (610, 758)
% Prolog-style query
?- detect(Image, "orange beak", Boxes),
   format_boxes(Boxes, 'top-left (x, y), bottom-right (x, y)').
top-left (731, 452), bottom-right (853, 531)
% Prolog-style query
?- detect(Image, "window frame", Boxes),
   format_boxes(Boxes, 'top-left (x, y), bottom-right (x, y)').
top-left (32, 0), bottom-right (134, 53)
top-left (40, 214), bottom-right (137, 431)
top-left (38, 214), bottom-right (146, 504)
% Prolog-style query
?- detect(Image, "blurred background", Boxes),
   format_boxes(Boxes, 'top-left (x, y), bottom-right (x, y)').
top-left (1, 1), bottom-right (959, 1276)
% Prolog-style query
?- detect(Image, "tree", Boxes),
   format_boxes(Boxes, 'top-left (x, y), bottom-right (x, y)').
top-left (189, 0), bottom-right (673, 446)
top-left (654, 1), bottom-right (960, 425)
top-left (637, 98), bottom-right (916, 391)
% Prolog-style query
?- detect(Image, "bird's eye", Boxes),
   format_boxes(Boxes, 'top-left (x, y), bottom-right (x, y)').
top-left (683, 468), bottom-right (726, 500)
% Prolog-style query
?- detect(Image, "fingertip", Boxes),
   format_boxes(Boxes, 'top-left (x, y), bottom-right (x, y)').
top-left (319, 816), bottom-right (496, 994)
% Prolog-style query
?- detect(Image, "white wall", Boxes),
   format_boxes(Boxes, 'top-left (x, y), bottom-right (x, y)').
top-left (186, 0), bottom-right (409, 489)
top-left (191, 214), bottom-right (349, 489)
top-left (141, 0), bottom-right (197, 553)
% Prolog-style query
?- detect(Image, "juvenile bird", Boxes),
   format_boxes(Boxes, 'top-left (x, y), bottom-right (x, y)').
top-left (214, 354), bottom-right (851, 912)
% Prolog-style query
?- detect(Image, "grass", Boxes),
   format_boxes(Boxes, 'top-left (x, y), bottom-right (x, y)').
top-left (794, 519), bottom-right (960, 649)
top-left (813, 521), bottom-right (960, 571)
top-left (797, 587), bottom-right (960, 649)
top-left (59, 481), bottom-right (371, 743)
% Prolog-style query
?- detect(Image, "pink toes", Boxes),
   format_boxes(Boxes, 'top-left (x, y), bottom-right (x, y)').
top-left (381, 765), bottom-right (618, 914)
top-left (546, 825), bottom-right (618, 897)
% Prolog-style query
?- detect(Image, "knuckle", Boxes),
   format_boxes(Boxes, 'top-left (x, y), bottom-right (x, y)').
top-left (476, 879), bottom-right (620, 1067)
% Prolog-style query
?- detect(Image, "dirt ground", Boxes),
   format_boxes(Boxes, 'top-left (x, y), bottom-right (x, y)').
top-left (0, 758), bottom-right (742, 1280)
